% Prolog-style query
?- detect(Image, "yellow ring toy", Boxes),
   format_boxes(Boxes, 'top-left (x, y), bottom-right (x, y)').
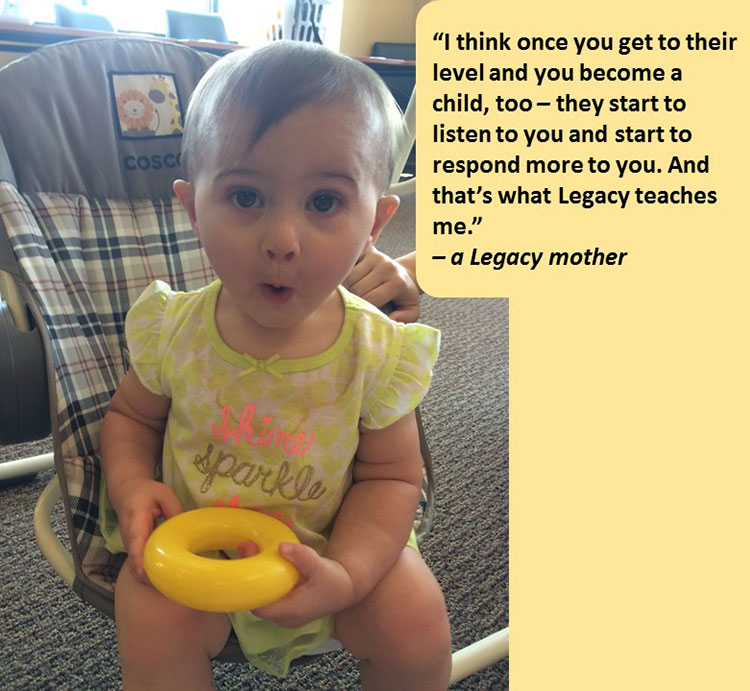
top-left (143, 507), bottom-right (300, 613)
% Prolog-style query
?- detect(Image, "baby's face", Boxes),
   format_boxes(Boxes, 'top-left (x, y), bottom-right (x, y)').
top-left (177, 103), bottom-right (396, 336)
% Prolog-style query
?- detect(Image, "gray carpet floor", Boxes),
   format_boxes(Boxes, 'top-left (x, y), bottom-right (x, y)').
top-left (0, 195), bottom-right (509, 689)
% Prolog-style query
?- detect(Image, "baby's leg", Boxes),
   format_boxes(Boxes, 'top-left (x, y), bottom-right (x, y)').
top-left (114, 557), bottom-right (232, 690)
top-left (334, 548), bottom-right (452, 691)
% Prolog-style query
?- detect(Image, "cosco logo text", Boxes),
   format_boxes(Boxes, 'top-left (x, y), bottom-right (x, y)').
top-left (124, 153), bottom-right (181, 171)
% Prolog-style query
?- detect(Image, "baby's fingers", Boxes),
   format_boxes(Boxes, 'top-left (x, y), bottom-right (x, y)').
top-left (385, 303), bottom-right (420, 324)
top-left (125, 492), bottom-right (182, 582)
top-left (251, 585), bottom-right (317, 629)
top-left (276, 542), bottom-right (321, 578)
top-left (237, 540), bottom-right (259, 558)
top-left (154, 484), bottom-right (183, 520)
top-left (123, 513), bottom-right (156, 582)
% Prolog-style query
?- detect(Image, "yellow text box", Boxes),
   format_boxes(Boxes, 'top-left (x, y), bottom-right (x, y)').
top-left (416, 1), bottom-right (749, 689)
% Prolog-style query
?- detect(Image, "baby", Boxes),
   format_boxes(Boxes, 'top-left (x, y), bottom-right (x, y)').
top-left (99, 41), bottom-right (451, 690)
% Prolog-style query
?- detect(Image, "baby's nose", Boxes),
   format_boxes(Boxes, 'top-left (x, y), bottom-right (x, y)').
top-left (262, 218), bottom-right (300, 262)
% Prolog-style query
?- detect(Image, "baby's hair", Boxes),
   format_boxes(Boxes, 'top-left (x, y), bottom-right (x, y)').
top-left (181, 41), bottom-right (406, 191)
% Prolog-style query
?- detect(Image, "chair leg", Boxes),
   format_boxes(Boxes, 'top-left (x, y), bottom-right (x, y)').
top-left (33, 474), bottom-right (75, 587)
top-left (450, 628), bottom-right (509, 683)
top-left (0, 452), bottom-right (54, 481)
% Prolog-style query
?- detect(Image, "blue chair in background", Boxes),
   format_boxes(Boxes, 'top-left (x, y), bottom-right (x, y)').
top-left (54, 3), bottom-right (114, 32)
top-left (166, 9), bottom-right (228, 43)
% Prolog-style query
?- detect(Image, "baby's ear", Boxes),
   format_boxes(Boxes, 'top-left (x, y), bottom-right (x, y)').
top-left (173, 179), bottom-right (197, 227)
top-left (369, 194), bottom-right (400, 244)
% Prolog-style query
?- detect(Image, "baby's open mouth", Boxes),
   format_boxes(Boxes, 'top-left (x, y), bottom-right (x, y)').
top-left (261, 283), bottom-right (293, 303)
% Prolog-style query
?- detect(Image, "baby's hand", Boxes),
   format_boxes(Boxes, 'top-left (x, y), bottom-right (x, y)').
top-left (251, 543), bottom-right (355, 629)
top-left (344, 244), bottom-right (420, 323)
top-left (115, 478), bottom-right (182, 583)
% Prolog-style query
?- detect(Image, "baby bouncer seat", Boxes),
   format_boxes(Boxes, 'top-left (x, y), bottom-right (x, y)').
top-left (0, 36), bottom-right (507, 682)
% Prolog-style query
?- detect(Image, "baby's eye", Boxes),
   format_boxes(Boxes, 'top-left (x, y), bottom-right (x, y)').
top-left (230, 189), bottom-right (261, 208)
top-left (308, 192), bottom-right (341, 213)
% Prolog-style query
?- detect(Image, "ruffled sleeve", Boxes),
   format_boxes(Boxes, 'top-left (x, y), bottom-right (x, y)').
top-left (124, 280), bottom-right (171, 395)
top-left (360, 322), bottom-right (440, 430)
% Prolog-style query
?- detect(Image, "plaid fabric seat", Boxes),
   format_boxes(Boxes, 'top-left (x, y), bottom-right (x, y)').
top-left (0, 182), bottom-right (214, 595)
top-left (0, 37), bottom-right (433, 618)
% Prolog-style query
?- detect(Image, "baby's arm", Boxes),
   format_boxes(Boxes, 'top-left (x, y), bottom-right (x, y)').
top-left (100, 370), bottom-right (181, 581)
top-left (253, 412), bottom-right (422, 627)
top-left (326, 412), bottom-right (423, 598)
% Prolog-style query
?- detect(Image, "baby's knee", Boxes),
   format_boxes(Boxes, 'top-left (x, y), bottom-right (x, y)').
top-left (336, 550), bottom-right (452, 668)
top-left (115, 565), bottom-right (181, 646)
top-left (371, 553), bottom-right (451, 663)
top-left (114, 559), bottom-right (229, 660)
top-left (392, 577), bottom-right (451, 652)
